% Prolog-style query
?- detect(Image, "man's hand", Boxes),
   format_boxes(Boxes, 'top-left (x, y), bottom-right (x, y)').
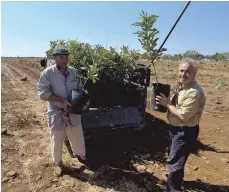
top-left (82, 100), bottom-right (90, 111)
top-left (170, 93), bottom-right (175, 103)
top-left (156, 93), bottom-right (171, 107)
top-left (47, 95), bottom-right (72, 112)
top-left (62, 99), bottom-right (72, 112)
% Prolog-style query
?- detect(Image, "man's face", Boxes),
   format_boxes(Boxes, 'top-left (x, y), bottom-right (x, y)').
top-left (178, 62), bottom-right (196, 85)
top-left (54, 55), bottom-right (69, 69)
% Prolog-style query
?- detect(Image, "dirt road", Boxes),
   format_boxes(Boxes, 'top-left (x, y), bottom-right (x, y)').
top-left (1, 59), bottom-right (229, 192)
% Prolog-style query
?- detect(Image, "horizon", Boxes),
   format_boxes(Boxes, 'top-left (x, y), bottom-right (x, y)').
top-left (1, 1), bottom-right (229, 57)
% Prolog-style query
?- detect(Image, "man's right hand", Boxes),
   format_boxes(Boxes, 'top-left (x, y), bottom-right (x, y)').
top-left (48, 95), bottom-right (72, 112)
top-left (62, 99), bottom-right (72, 112)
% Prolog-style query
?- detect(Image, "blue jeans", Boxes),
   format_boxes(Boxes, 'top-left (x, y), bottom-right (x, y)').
top-left (166, 125), bottom-right (199, 192)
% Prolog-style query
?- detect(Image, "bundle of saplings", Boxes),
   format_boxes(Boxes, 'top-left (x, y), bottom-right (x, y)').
top-left (45, 11), bottom-right (167, 108)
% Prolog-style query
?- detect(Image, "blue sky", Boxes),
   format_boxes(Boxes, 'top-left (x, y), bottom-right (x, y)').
top-left (1, 1), bottom-right (229, 57)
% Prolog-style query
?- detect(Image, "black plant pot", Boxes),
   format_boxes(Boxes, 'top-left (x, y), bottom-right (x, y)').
top-left (67, 89), bottom-right (89, 114)
top-left (151, 83), bottom-right (171, 113)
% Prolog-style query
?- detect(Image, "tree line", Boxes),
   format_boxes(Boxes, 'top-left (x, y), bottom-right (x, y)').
top-left (150, 50), bottom-right (229, 61)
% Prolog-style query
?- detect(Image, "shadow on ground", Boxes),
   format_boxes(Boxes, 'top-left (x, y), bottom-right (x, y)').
top-left (85, 112), bottom-right (169, 170)
top-left (183, 180), bottom-right (229, 192)
top-left (190, 137), bottom-right (229, 155)
top-left (61, 112), bottom-right (169, 191)
top-left (190, 139), bottom-right (218, 156)
top-left (61, 112), bottom-right (228, 192)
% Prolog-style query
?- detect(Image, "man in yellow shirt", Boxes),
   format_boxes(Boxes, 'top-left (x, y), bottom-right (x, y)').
top-left (156, 58), bottom-right (206, 192)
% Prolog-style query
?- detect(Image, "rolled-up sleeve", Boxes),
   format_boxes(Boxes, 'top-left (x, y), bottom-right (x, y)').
top-left (37, 70), bottom-right (52, 101)
top-left (176, 91), bottom-right (200, 123)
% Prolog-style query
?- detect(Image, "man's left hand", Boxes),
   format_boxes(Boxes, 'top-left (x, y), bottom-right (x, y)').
top-left (82, 100), bottom-right (90, 110)
top-left (156, 93), bottom-right (170, 107)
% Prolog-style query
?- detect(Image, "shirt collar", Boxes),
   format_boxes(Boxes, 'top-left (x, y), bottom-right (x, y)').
top-left (55, 64), bottom-right (70, 75)
top-left (182, 80), bottom-right (196, 90)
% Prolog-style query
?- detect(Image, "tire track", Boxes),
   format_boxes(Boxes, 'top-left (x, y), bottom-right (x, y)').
top-left (2, 64), bottom-right (28, 93)
top-left (7, 63), bottom-right (41, 87)
top-left (14, 63), bottom-right (42, 80)
top-left (6, 62), bottom-right (48, 119)
top-left (1, 62), bottom-right (54, 192)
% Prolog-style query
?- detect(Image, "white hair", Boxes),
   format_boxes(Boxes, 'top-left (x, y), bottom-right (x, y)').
top-left (180, 58), bottom-right (198, 74)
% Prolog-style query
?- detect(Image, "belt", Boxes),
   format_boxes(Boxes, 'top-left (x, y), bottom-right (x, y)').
top-left (170, 125), bottom-right (184, 132)
top-left (169, 125), bottom-right (199, 131)
top-left (60, 108), bottom-right (70, 117)
top-left (49, 104), bottom-right (70, 117)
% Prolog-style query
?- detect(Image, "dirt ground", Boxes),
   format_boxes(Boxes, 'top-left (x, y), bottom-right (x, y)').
top-left (1, 57), bottom-right (229, 192)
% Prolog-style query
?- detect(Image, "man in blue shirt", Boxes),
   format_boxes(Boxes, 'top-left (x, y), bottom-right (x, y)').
top-left (37, 46), bottom-right (89, 174)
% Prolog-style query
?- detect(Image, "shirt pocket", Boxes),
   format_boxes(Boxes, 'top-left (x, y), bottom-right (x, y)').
top-left (66, 80), bottom-right (79, 92)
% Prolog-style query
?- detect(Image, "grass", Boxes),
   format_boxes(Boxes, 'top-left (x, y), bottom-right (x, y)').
top-left (216, 81), bottom-right (227, 88)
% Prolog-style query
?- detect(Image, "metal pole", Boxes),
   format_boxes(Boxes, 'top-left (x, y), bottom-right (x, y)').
top-left (148, 1), bottom-right (191, 69)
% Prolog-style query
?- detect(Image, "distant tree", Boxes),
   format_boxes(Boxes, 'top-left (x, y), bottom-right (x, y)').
top-left (161, 54), bottom-right (172, 60)
top-left (224, 52), bottom-right (229, 60)
top-left (213, 52), bottom-right (223, 61)
top-left (172, 54), bottom-right (183, 61)
top-left (205, 55), bottom-right (212, 60)
top-left (183, 50), bottom-right (204, 60)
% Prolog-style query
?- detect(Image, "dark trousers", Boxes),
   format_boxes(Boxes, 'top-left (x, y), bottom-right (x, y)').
top-left (166, 125), bottom-right (199, 192)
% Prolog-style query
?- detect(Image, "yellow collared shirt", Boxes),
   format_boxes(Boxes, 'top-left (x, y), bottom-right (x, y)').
top-left (167, 81), bottom-right (206, 127)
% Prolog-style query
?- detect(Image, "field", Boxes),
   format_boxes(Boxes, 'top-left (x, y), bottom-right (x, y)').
top-left (1, 57), bottom-right (229, 192)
